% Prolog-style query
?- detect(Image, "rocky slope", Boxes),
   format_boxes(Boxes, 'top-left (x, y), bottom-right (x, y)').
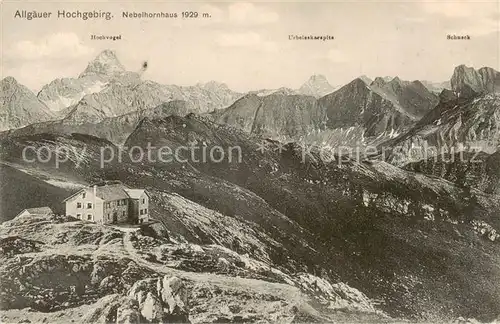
top-left (0, 77), bottom-right (55, 131)
top-left (318, 78), bottom-right (417, 137)
top-left (194, 81), bottom-right (243, 109)
top-left (38, 77), bottom-right (109, 114)
top-left (2, 115), bottom-right (499, 321)
top-left (369, 77), bottom-right (439, 119)
top-left (63, 79), bottom-right (241, 124)
top-left (213, 76), bottom-right (437, 143)
top-left (380, 91), bottom-right (500, 166)
top-left (0, 213), bottom-right (384, 323)
top-left (0, 100), bottom-right (195, 145)
top-left (62, 80), bottom-right (179, 124)
top-left (403, 151), bottom-right (500, 195)
top-left (211, 92), bottom-right (326, 139)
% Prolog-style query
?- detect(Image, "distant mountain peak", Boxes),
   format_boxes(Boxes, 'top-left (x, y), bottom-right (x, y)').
top-left (297, 74), bottom-right (335, 97)
top-left (197, 80), bottom-right (230, 90)
top-left (478, 66), bottom-right (498, 74)
top-left (451, 64), bottom-right (500, 96)
top-left (359, 75), bottom-right (373, 85)
top-left (204, 80), bottom-right (226, 86)
top-left (270, 87), bottom-right (298, 96)
top-left (307, 74), bottom-right (328, 81)
top-left (386, 77), bottom-right (409, 92)
top-left (349, 77), bottom-right (370, 88)
top-left (79, 49), bottom-right (126, 78)
top-left (1, 76), bottom-right (18, 84)
top-left (454, 64), bottom-right (473, 71)
top-left (1, 77), bottom-right (23, 91)
top-left (371, 77), bottom-right (386, 87)
top-left (452, 65), bottom-right (476, 81)
top-left (93, 49), bottom-right (121, 64)
top-left (390, 76), bottom-right (403, 84)
top-left (1, 76), bottom-right (29, 93)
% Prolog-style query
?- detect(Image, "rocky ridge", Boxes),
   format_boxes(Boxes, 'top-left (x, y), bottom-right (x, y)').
top-left (213, 75), bottom-right (438, 144)
top-left (37, 50), bottom-right (139, 113)
top-left (451, 65), bottom-right (500, 96)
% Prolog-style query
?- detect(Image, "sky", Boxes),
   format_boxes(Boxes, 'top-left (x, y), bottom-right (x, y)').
top-left (1, 0), bottom-right (499, 92)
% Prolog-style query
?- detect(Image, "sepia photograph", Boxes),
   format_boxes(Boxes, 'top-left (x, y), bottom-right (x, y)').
top-left (0, 0), bottom-right (499, 323)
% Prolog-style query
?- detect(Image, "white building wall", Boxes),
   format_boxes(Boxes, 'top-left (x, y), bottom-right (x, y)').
top-left (65, 188), bottom-right (104, 222)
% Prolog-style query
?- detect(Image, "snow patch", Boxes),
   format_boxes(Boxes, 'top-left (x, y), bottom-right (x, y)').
top-left (44, 179), bottom-right (86, 189)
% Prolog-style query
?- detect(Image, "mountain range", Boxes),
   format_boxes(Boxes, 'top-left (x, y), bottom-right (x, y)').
top-left (1, 51), bottom-right (498, 166)
top-left (211, 73), bottom-right (440, 146)
top-left (2, 50), bottom-right (244, 130)
top-left (1, 50), bottom-right (472, 142)
top-left (381, 65), bottom-right (500, 164)
top-left (2, 52), bottom-right (498, 161)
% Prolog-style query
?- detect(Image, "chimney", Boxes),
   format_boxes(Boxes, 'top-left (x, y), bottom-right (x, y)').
top-left (93, 185), bottom-right (97, 197)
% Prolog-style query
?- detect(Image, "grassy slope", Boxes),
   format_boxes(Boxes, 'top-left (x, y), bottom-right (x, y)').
top-left (0, 164), bottom-right (71, 222)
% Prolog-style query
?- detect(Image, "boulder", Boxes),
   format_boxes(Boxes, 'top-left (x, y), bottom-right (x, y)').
top-left (128, 275), bottom-right (190, 323)
top-left (159, 276), bottom-right (189, 322)
top-left (140, 292), bottom-right (164, 322)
